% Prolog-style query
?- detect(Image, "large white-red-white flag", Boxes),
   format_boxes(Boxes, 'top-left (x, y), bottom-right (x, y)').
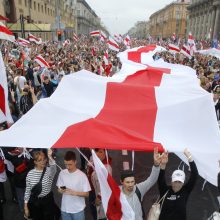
top-left (108, 36), bottom-right (119, 52)
top-left (0, 22), bottom-right (15, 42)
top-left (92, 150), bottom-right (135, 220)
top-left (0, 51), bottom-right (13, 123)
top-left (0, 45), bottom-right (219, 186)
top-left (34, 55), bottom-right (50, 68)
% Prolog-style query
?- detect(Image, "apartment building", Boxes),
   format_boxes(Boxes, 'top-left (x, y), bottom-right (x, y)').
top-left (149, 0), bottom-right (190, 39)
top-left (187, 0), bottom-right (220, 39)
top-left (1, 0), bottom-right (104, 40)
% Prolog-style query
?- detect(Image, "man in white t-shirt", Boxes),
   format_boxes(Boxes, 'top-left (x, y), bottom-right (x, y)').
top-left (57, 151), bottom-right (91, 220)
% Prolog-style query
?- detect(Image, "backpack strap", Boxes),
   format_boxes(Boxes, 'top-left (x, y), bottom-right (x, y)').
top-left (39, 167), bottom-right (46, 183)
top-left (135, 186), bottom-right (145, 217)
top-left (135, 185), bottom-right (141, 203)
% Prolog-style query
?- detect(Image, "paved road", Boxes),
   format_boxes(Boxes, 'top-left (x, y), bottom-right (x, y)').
top-left (3, 149), bottom-right (219, 220)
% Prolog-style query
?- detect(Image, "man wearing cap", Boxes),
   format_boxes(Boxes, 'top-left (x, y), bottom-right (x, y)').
top-left (158, 149), bottom-right (198, 220)
top-left (120, 147), bottom-right (161, 220)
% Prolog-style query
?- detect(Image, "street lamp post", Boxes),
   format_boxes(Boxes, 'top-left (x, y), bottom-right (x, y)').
top-left (20, 14), bottom-right (25, 38)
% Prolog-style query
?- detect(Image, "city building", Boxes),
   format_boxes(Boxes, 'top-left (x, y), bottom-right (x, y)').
top-left (149, 0), bottom-right (190, 39)
top-left (127, 21), bottom-right (150, 39)
top-left (0, 0), bottom-right (104, 40)
top-left (76, 0), bottom-right (102, 35)
top-left (187, 0), bottom-right (220, 39)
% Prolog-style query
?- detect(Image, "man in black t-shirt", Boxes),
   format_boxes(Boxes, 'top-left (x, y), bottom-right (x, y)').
top-left (158, 149), bottom-right (198, 220)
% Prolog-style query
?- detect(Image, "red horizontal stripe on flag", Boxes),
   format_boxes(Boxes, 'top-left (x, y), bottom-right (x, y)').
top-left (169, 46), bottom-right (180, 52)
top-left (0, 25), bottom-right (14, 36)
top-left (0, 85), bottom-right (6, 115)
top-left (36, 56), bottom-right (49, 67)
top-left (29, 35), bottom-right (40, 41)
top-left (52, 67), bottom-right (170, 151)
top-left (108, 40), bottom-right (119, 49)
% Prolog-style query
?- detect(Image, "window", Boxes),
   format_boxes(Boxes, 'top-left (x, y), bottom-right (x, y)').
top-left (41, 5), bottom-right (43, 13)
top-left (34, 1), bottom-right (36, 10)
top-left (19, 0), bottom-right (22, 5)
top-left (30, 0), bottom-right (32, 9)
top-left (48, 8), bottom-right (49, 15)
top-left (38, 3), bottom-right (40, 12)
top-left (25, 0), bottom-right (27, 6)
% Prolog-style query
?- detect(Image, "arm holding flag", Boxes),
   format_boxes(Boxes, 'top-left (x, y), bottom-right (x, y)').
top-left (136, 147), bottom-right (161, 198)
top-left (183, 149), bottom-right (198, 193)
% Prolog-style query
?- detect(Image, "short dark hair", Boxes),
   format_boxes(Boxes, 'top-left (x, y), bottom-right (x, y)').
top-left (120, 170), bottom-right (135, 181)
top-left (64, 151), bottom-right (76, 161)
top-left (44, 76), bottom-right (49, 80)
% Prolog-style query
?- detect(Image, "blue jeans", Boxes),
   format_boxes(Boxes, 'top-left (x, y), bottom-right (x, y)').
top-left (61, 210), bottom-right (85, 220)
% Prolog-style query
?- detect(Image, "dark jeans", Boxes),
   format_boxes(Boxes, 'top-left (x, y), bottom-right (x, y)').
top-left (0, 182), bottom-right (4, 220)
top-left (15, 187), bottom-right (25, 212)
top-left (28, 192), bottom-right (55, 220)
top-left (0, 203), bottom-right (3, 220)
top-left (89, 190), bottom-right (97, 220)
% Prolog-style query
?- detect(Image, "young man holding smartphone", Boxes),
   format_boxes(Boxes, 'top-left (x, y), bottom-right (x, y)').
top-left (56, 151), bottom-right (91, 220)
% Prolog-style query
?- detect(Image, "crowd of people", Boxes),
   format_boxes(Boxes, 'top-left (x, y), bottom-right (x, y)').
top-left (0, 35), bottom-right (220, 220)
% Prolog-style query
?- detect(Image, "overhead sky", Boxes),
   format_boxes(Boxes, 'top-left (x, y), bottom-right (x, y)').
top-left (86, 0), bottom-right (175, 35)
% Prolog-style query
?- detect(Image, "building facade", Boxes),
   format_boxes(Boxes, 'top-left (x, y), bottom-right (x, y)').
top-left (187, 0), bottom-right (220, 39)
top-left (76, 0), bottom-right (101, 35)
top-left (149, 0), bottom-right (190, 39)
top-left (127, 21), bottom-right (150, 39)
top-left (1, 0), bottom-right (103, 40)
top-left (3, 0), bottom-right (58, 39)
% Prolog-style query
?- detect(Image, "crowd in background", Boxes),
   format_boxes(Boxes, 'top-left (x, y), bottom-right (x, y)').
top-left (0, 36), bottom-right (220, 220)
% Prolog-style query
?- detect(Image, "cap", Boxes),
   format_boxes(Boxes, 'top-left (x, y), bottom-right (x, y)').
top-left (171, 170), bottom-right (185, 183)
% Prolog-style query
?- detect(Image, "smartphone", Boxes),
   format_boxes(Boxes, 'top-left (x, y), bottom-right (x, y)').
top-left (60, 186), bottom-right (66, 190)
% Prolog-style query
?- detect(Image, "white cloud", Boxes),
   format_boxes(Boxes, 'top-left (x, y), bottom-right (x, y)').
top-left (85, 0), bottom-right (174, 34)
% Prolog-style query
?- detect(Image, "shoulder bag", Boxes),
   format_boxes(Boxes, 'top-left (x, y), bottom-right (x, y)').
top-left (28, 167), bottom-right (46, 205)
top-left (207, 211), bottom-right (220, 220)
top-left (147, 190), bottom-right (169, 220)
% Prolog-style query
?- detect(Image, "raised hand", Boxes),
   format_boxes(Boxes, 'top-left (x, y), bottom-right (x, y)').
top-left (161, 151), bottom-right (168, 165)
top-left (154, 147), bottom-right (161, 167)
top-left (184, 148), bottom-right (193, 161)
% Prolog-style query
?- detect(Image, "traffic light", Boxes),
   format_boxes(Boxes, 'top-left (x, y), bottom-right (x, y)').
top-left (57, 31), bottom-right (62, 41)
top-left (26, 15), bottom-right (31, 23)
